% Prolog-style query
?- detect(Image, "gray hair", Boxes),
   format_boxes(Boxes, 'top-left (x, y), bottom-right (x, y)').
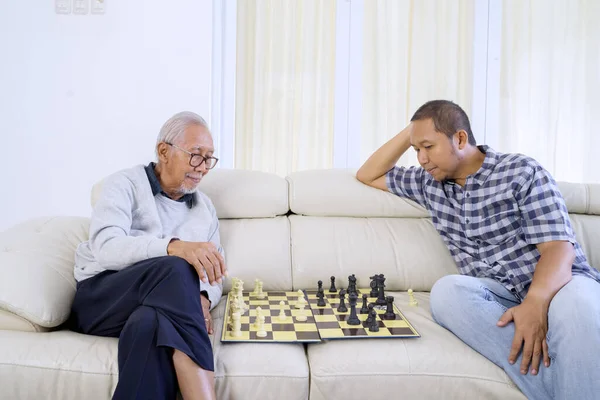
top-left (156, 111), bottom-right (209, 158)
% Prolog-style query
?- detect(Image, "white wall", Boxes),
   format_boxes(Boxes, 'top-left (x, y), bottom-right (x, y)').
top-left (0, 1), bottom-right (213, 231)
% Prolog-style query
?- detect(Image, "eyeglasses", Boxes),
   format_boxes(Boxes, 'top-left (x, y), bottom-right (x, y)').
top-left (165, 143), bottom-right (219, 169)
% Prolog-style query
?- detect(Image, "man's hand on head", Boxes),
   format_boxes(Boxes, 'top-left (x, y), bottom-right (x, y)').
top-left (167, 240), bottom-right (228, 285)
top-left (497, 296), bottom-right (550, 376)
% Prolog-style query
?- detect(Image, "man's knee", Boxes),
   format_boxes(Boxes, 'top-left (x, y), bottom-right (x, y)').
top-left (152, 256), bottom-right (198, 285)
top-left (126, 306), bottom-right (159, 334)
top-left (430, 275), bottom-right (472, 325)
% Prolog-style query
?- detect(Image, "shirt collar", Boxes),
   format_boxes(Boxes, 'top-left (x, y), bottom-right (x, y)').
top-left (469, 145), bottom-right (497, 186)
top-left (144, 162), bottom-right (196, 209)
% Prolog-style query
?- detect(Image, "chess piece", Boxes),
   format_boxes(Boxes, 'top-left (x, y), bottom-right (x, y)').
top-left (278, 300), bottom-right (287, 321)
top-left (256, 281), bottom-right (266, 299)
top-left (329, 276), bottom-right (337, 292)
top-left (251, 278), bottom-right (260, 295)
top-left (337, 289), bottom-right (348, 312)
top-left (369, 275), bottom-right (379, 297)
top-left (408, 289), bottom-right (418, 306)
top-left (368, 309), bottom-right (379, 332)
top-left (316, 290), bottom-right (326, 307)
top-left (295, 290), bottom-right (308, 308)
top-left (231, 311), bottom-right (242, 337)
top-left (317, 280), bottom-right (323, 292)
top-left (360, 294), bottom-right (369, 314)
top-left (365, 303), bottom-right (375, 325)
top-left (347, 274), bottom-right (357, 296)
top-left (384, 296), bottom-right (395, 318)
top-left (376, 274), bottom-right (387, 306)
top-left (347, 292), bottom-right (361, 325)
top-left (256, 313), bottom-right (267, 337)
top-left (296, 303), bottom-right (307, 322)
top-left (254, 306), bottom-right (263, 328)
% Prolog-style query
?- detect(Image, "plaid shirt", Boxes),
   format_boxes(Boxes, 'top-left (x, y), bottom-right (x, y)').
top-left (386, 145), bottom-right (600, 300)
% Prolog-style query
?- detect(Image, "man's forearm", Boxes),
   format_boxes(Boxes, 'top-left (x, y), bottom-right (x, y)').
top-left (356, 125), bottom-right (412, 184)
top-left (526, 241), bottom-right (575, 307)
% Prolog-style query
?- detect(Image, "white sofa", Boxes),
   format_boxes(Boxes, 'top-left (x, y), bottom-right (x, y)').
top-left (1, 169), bottom-right (599, 400)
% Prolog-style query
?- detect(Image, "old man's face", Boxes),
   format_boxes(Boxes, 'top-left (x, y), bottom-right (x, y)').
top-left (164, 124), bottom-right (215, 195)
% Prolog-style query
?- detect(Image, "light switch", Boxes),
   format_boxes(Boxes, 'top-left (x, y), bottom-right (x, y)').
top-left (91, 0), bottom-right (105, 15)
top-left (55, 0), bottom-right (71, 14)
top-left (73, 0), bottom-right (88, 15)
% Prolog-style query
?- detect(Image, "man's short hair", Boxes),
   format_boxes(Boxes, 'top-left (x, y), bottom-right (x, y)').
top-left (411, 100), bottom-right (476, 146)
top-left (156, 111), bottom-right (209, 158)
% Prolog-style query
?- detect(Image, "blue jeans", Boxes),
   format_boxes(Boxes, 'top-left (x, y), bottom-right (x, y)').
top-left (430, 275), bottom-right (600, 400)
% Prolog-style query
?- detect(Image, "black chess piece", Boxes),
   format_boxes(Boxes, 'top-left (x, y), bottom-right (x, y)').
top-left (368, 309), bottom-right (379, 332)
top-left (364, 303), bottom-right (375, 325)
top-left (347, 274), bottom-right (357, 296)
top-left (316, 290), bottom-right (326, 307)
top-left (384, 295), bottom-right (395, 318)
top-left (376, 274), bottom-right (387, 306)
top-left (329, 276), bottom-right (337, 293)
top-left (360, 294), bottom-right (369, 314)
top-left (317, 280), bottom-right (323, 292)
top-left (369, 275), bottom-right (379, 297)
top-left (347, 292), bottom-right (361, 325)
top-left (337, 289), bottom-right (348, 312)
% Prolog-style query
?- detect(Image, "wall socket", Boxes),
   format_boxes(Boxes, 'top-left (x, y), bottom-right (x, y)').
top-left (55, 0), bottom-right (71, 14)
top-left (73, 0), bottom-right (89, 15)
top-left (91, 0), bottom-right (106, 15)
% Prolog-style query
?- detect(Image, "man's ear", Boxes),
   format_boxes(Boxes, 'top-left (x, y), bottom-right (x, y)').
top-left (455, 130), bottom-right (469, 150)
top-left (157, 142), bottom-right (170, 163)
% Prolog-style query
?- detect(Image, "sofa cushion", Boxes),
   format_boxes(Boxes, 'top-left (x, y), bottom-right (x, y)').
top-left (287, 169), bottom-right (429, 217)
top-left (0, 309), bottom-right (47, 332)
top-left (91, 168), bottom-right (289, 219)
top-left (210, 299), bottom-right (310, 400)
top-left (220, 217), bottom-right (293, 292)
top-left (306, 291), bottom-right (526, 400)
top-left (289, 215), bottom-right (458, 292)
top-left (0, 330), bottom-right (118, 400)
top-left (0, 217), bottom-right (89, 328)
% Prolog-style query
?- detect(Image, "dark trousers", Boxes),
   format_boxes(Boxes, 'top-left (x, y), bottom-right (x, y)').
top-left (69, 256), bottom-right (213, 400)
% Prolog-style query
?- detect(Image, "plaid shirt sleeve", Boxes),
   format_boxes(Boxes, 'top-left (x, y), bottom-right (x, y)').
top-left (385, 166), bottom-right (428, 208)
top-left (516, 164), bottom-right (576, 245)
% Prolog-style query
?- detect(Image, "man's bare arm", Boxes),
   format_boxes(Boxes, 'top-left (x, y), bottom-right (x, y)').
top-left (356, 125), bottom-right (412, 191)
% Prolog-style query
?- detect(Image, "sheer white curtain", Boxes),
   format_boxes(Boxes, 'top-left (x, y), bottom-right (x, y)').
top-left (498, 0), bottom-right (600, 183)
top-left (235, 1), bottom-right (337, 176)
top-left (361, 0), bottom-right (475, 167)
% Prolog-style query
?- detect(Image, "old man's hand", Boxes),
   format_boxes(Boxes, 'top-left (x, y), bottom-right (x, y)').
top-left (168, 240), bottom-right (227, 285)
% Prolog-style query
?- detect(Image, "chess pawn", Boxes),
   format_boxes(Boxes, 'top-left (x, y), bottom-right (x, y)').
top-left (296, 303), bottom-right (307, 322)
top-left (295, 290), bottom-right (307, 308)
top-left (254, 306), bottom-right (263, 328)
top-left (256, 281), bottom-right (266, 299)
top-left (278, 300), bottom-right (287, 321)
top-left (256, 313), bottom-right (267, 337)
top-left (408, 289), bottom-right (418, 306)
top-left (231, 311), bottom-right (242, 337)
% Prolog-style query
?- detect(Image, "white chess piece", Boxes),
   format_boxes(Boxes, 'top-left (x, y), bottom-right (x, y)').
top-left (254, 306), bottom-right (263, 328)
top-left (251, 279), bottom-right (260, 296)
top-left (295, 290), bottom-right (307, 309)
top-left (296, 303), bottom-right (307, 322)
top-left (278, 300), bottom-right (287, 321)
top-left (256, 313), bottom-right (267, 337)
top-left (256, 281), bottom-right (266, 299)
top-left (231, 311), bottom-right (242, 337)
top-left (408, 289), bottom-right (418, 306)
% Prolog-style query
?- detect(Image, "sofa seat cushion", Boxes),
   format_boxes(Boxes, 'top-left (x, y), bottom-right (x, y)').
top-left (210, 298), bottom-right (310, 400)
top-left (0, 330), bottom-right (118, 400)
top-left (306, 291), bottom-right (526, 400)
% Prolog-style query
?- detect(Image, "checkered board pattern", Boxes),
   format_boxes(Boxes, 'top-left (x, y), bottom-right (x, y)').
top-left (304, 288), bottom-right (420, 339)
top-left (221, 291), bottom-right (321, 343)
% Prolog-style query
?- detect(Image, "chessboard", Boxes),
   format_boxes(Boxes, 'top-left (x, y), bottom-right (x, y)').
top-left (304, 288), bottom-right (420, 340)
top-left (220, 277), bottom-right (420, 343)
top-left (220, 289), bottom-right (321, 343)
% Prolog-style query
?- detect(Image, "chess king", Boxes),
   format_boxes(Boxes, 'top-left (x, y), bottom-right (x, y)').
top-left (357, 100), bottom-right (600, 399)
